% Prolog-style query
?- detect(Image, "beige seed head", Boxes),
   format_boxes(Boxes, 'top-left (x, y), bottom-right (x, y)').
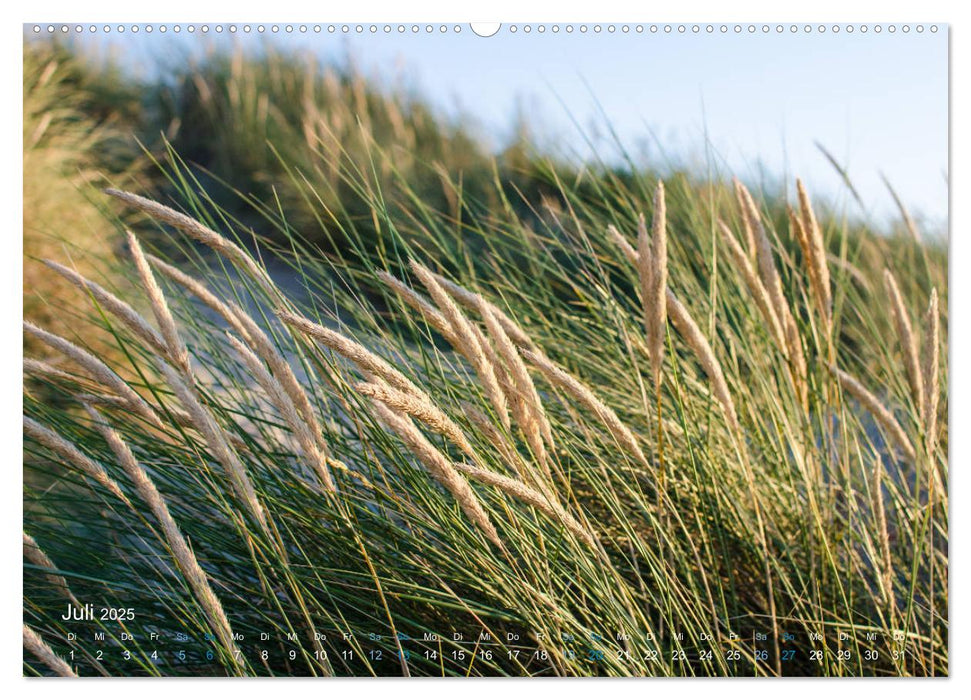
top-left (410, 260), bottom-right (510, 431)
top-left (125, 232), bottom-right (191, 374)
top-left (356, 380), bottom-right (480, 462)
top-left (795, 179), bottom-right (832, 331)
top-left (23, 415), bottom-right (132, 506)
top-left (24, 624), bottom-right (76, 677)
top-left (783, 309), bottom-right (809, 410)
top-left (370, 401), bottom-right (502, 548)
top-left (428, 271), bottom-right (536, 351)
top-left (639, 181), bottom-right (668, 390)
top-left (734, 183), bottom-right (806, 402)
top-left (227, 334), bottom-right (335, 492)
top-left (23, 532), bottom-right (81, 608)
top-left (523, 349), bottom-right (650, 470)
top-left (377, 270), bottom-right (457, 345)
top-left (388, 271), bottom-right (515, 429)
top-left (623, 220), bottom-right (784, 419)
top-left (150, 257), bottom-right (327, 456)
top-left (732, 178), bottom-right (758, 259)
top-left (159, 363), bottom-right (269, 532)
top-left (24, 357), bottom-right (85, 386)
top-left (105, 189), bottom-right (280, 302)
top-left (465, 315), bottom-right (518, 434)
top-left (23, 321), bottom-right (163, 428)
top-left (279, 308), bottom-right (427, 402)
top-left (788, 206), bottom-right (830, 339)
top-left (922, 289), bottom-right (940, 456)
top-left (76, 391), bottom-right (253, 448)
top-left (871, 464), bottom-right (894, 608)
top-left (665, 291), bottom-right (740, 434)
top-left (832, 366), bottom-right (917, 462)
top-left (84, 405), bottom-right (240, 657)
top-left (789, 204), bottom-right (810, 260)
top-left (478, 299), bottom-right (554, 464)
top-left (148, 255), bottom-right (252, 341)
top-left (395, 279), bottom-right (519, 430)
top-left (452, 462), bottom-right (595, 549)
top-left (42, 259), bottom-right (167, 356)
top-left (718, 220), bottom-right (787, 350)
top-left (607, 224), bottom-right (639, 266)
top-left (883, 269), bottom-right (924, 415)
top-left (738, 181), bottom-right (788, 328)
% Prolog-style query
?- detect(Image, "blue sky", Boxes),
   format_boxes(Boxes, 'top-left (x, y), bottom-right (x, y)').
top-left (44, 23), bottom-right (948, 233)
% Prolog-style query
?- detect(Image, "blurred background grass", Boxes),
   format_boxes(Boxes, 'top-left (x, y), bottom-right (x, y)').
top-left (23, 36), bottom-right (946, 369)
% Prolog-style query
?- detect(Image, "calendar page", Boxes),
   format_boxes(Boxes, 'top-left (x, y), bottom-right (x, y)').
top-left (22, 14), bottom-right (948, 680)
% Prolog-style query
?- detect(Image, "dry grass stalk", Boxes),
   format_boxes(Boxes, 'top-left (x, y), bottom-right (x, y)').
top-left (279, 308), bottom-right (427, 403)
top-left (784, 312), bottom-right (809, 409)
top-left (606, 224), bottom-right (638, 264)
top-left (468, 318), bottom-right (518, 415)
top-left (871, 464), bottom-right (894, 609)
top-left (718, 220), bottom-right (787, 349)
top-left (447, 306), bottom-right (519, 430)
top-left (922, 289), bottom-right (940, 456)
top-left (370, 401), bottom-right (502, 548)
top-left (76, 391), bottom-right (255, 449)
top-left (735, 182), bottom-right (809, 404)
top-left (410, 260), bottom-right (510, 431)
top-left (787, 205), bottom-right (808, 263)
top-left (832, 366), bottom-right (917, 461)
top-left (426, 279), bottom-right (546, 428)
top-left (665, 291), bottom-right (740, 433)
top-left (356, 381), bottom-right (479, 462)
top-left (788, 207), bottom-right (826, 340)
top-left (23, 532), bottom-right (81, 608)
top-left (523, 349), bottom-right (651, 469)
top-left (452, 462), bottom-right (595, 549)
top-left (42, 259), bottom-right (167, 355)
top-left (828, 253), bottom-right (871, 292)
top-left (479, 300), bottom-right (554, 466)
top-left (227, 334), bottom-right (335, 491)
top-left (158, 363), bottom-right (269, 531)
top-left (882, 173), bottom-right (921, 242)
top-left (795, 180), bottom-right (832, 333)
top-left (737, 181), bottom-right (788, 330)
top-left (23, 415), bottom-right (132, 506)
top-left (732, 178), bottom-right (758, 259)
top-left (84, 405), bottom-right (241, 657)
top-left (379, 271), bottom-right (524, 447)
top-left (126, 231), bottom-right (190, 374)
top-left (325, 456), bottom-right (377, 492)
top-left (377, 270), bottom-right (458, 346)
top-left (623, 215), bottom-right (764, 429)
top-left (150, 256), bottom-right (327, 456)
top-left (463, 403), bottom-right (528, 481)
top-left (24, 357), bottom-right (86, 386)
top-left (149, 256), bottom-right (248, 337)
top-left (883, 269), bottom-right (924, 415)
top-left (429, 271), bottom-right (535, 351)
top-left (105, 189), bottom-right (279, 301)
top-left (639, 181), bottom-right (668, 390)
top-left (23, 321), bottom-right (163, 428)
top-left (23, 624), bottom-right (76, 677)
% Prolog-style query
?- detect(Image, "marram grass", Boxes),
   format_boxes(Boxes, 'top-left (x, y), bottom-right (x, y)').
top-left (23, 157), bottom-right (946, 677)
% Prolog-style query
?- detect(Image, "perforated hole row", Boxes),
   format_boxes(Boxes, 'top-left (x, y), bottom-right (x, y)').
top-left (29, 24), bottom-right (940, 36)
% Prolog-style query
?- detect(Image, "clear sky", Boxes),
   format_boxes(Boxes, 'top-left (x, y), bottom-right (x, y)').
top-left (44, 23), bottom-right (948, 233)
